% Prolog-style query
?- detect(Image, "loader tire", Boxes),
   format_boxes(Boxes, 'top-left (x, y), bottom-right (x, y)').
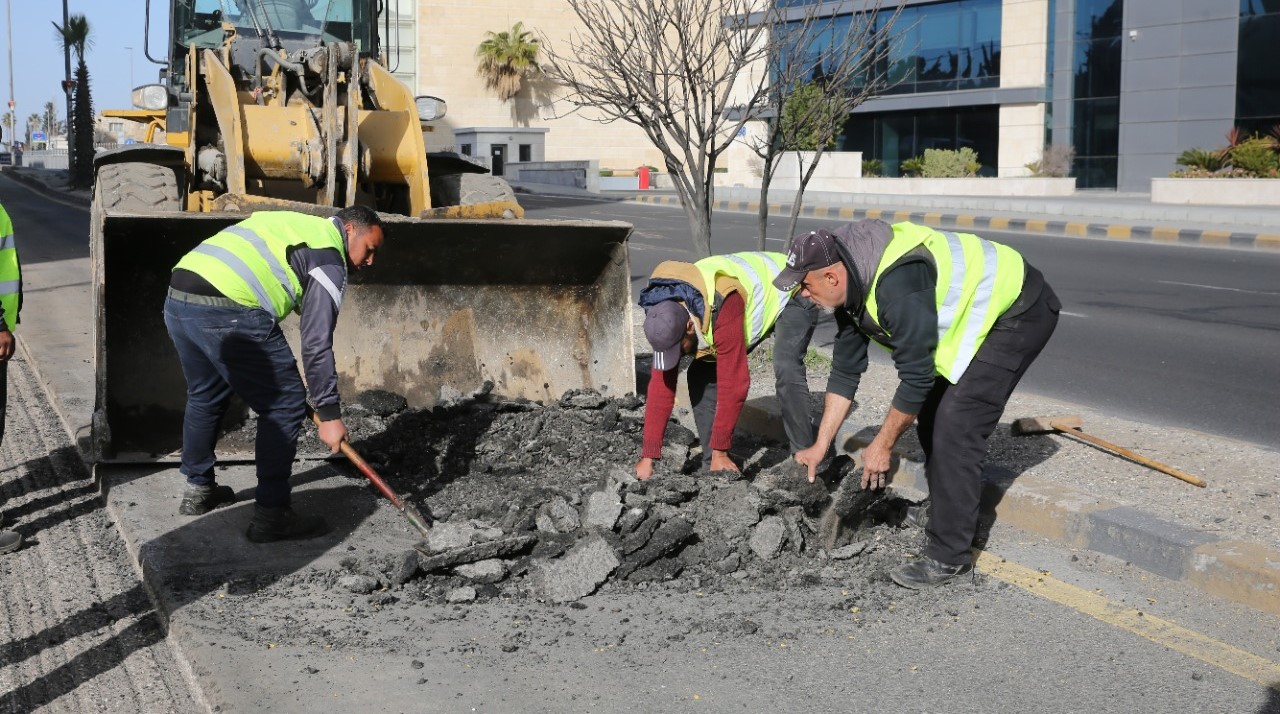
top-left (95, 162), bottom-right (182, 213)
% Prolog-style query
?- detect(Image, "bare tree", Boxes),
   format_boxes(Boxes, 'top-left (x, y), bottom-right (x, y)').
top-left (540, 0), bottom-right (784, 256)
top-left (745, 2), bottom-right (906, 249)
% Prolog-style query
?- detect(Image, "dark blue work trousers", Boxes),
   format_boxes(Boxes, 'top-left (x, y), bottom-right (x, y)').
top-left (163, 294), bottom-right (306, 508)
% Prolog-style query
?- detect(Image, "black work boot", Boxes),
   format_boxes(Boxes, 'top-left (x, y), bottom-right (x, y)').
top-left (0, 522), bottom-right (19, 554)
top-left (245, 505), bottom-right (329, 543)
top-left (179, 484), bottom-right (237, 516)
top-left (889, 555), bottom-right (973, 590)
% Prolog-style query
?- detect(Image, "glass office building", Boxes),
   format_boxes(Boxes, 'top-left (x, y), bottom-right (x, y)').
top-left (775, 0), bottom-right (1258, 191)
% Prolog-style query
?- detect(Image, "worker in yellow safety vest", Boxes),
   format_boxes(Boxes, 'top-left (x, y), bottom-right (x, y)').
top-left (775, 220), bottom-right (1060, 589)
top-left (0, 198), bottom-right (23, 555)
top-left (164, 207), bottom-right (384, 543)
top-left (636, 251), bottom-right (820, 479)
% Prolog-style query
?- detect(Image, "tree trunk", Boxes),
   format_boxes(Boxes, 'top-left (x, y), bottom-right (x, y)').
top-left (72, 61), bottom-right (94, 188)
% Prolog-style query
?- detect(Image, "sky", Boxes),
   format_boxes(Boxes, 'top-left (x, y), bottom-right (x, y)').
top-left (0, 0), bottom-right (164, 138)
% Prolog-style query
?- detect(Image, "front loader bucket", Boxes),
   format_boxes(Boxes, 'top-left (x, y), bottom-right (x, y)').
top-left (92, 211), bottom-right (634, 461)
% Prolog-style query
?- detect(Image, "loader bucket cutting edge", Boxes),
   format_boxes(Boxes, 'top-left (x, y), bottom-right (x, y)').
top-left (92, 211), bottom-right (635, 461)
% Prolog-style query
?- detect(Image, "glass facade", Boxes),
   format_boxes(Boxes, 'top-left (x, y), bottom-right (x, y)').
top-left (1237, 0), bottom-right (1280, 136)
top-left (779, 0), bottom-right (1002, 96)
top-left (840, 105), bottom-right (1001, 176)
top-left (1071, 0), bottom-right (1123, 188)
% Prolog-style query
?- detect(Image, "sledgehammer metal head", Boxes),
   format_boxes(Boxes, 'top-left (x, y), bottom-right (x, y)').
top-left (1010, 414), bottom-right (1083, 436)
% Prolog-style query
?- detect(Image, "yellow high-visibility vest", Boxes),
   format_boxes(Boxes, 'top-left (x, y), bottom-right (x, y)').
top-left (693, 251), bottom-right (791, 350)
top-left (174, 211), bottom-right (347, 320)
top-left (0, 203), bottom-right (20, 331)
top-left (864, 223), bottom-right (1024, 383)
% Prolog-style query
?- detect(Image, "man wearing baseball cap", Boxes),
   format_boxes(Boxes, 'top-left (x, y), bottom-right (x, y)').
top-left (635, 252), bottom-right (820, 480)
top-left (776, 220), bottom-right (1059, 589)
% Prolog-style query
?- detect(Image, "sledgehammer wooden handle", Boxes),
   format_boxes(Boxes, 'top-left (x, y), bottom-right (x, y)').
top-left (311, 413), bottom-right (434, 536)
top-left (1050, 420), bottom-right (1207, 488)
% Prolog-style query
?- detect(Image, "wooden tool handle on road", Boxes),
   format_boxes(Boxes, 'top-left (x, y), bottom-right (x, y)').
top-left (1050, 421), bottom-right (1206, 488)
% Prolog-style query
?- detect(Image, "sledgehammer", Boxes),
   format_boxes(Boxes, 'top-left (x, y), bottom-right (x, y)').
top-left (1010, 415), bottom-right (1206, 488)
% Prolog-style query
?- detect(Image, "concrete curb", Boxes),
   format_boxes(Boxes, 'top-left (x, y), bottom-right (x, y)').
top-left (624, 193), bottom-right (1280, 252)
top-left (738, 399), bottom-right (1280, 616)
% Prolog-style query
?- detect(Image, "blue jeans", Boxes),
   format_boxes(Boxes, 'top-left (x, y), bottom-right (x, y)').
top-left (163, 294), bottom-right (307, 508)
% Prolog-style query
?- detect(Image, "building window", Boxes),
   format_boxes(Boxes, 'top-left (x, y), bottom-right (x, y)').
top-left (840, 105), bottom-right (1000, 177)
top-left (108, 122), bottom-right (124, 134)
top-left (460, 143), bottom-right (472, 156)
top-left (782, 0), bottom-right (1002, 97)
top-left (518, 144), bottom-right (532, 162)
top-left (1071, 0), bottom-right (1123, 189)
top-left (1237, 0), bottom-right (1280, 136)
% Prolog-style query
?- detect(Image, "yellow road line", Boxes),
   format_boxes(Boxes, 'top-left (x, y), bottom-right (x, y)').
top-left (976, 551), bottom-right (1280, 691)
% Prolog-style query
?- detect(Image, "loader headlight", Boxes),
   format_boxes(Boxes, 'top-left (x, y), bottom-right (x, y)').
top-left (131, 84), bottom-right (169, 111)
top-left (415, 95), bottom-right (447, 122)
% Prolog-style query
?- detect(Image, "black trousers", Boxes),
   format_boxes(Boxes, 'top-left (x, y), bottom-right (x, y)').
top-left (0, 360), bottom-right (7, 447)
top-left (917, 280), bottom-right (1061, 566)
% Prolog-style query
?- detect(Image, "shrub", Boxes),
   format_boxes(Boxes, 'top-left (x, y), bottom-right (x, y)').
top-left (599, 169), bottom-right (614, 177)
top-left (1227, 136), bottom-right (1279, 177)
top-left (862, 158), bottom-right (883, 177)
top-left (1175, 147), bottom-right (1228, 172)
top-left (899, 156), bottom-right (924, 177)
top-left (1026, 144), bottom-right (1075, 177)
top-left (921, 147), bottom-right (980, 178)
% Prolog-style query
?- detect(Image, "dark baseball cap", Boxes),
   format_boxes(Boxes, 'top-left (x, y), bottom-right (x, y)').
top-left (644, 300), bottom-right (690, 371)
top-left (773, 229), bottom-right (839, 291)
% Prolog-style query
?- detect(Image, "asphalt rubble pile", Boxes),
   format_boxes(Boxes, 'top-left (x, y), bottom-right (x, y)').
top-left (296, 386), bottom-right (925, 606)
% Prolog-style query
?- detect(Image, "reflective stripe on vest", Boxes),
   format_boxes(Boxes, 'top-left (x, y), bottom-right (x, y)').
top-left (174, 212), bottom-right (346, 320)
top-left (693, 251), bottom-right (790, 350)
top-left (864, 223), bottom-right (1024, 383)
top-left (0, 204), bottom-right (18, 332)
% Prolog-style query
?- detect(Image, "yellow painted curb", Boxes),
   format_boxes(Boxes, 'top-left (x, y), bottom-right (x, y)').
top-left (923, 212), bottom-right (943, 226)
top-left (1201, 231), bottom-right (1232, 245)
top-left (1185, 541), bottom-right (1280, 617)
top-left (1152, 227), bottom-right (1180, 242)
top-left (838, 207), bottom-right (855, 219)
top-left (1256, 234), bottom-right (1280, 250)
top-left (955, 215), bottom-right (976, 228)
top-left (1106, 225), bottom-right (1132, 239)
top-left (1065, 222), bottom-right (1088, 236)
top-left (893, 210), bottom-right (913, 222)
top-left (977, 551), bottom-right (1280, 691)
top-left (1025, 219), bottom-right (1047, 233)
top-left (866, 209), bottom-right (883, 219)
top-left (989, 216), bottom-right (1010, 229)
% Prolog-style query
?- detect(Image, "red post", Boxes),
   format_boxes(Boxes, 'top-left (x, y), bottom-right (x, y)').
top-left (637, 166), bottom-right (651, 190)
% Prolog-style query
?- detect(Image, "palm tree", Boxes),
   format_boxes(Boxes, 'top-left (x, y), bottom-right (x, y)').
top-left (475, 22), bottom-right (540, 102)
top-left (53, 14), bottom-right (94, 187)
top-left (43, 101), bottom-right (59, 136)
top-left (26, 113), bottom-right (41, 145)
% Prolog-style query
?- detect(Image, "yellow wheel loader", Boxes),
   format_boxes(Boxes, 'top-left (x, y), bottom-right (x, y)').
top-left (93, 0), bottom-right (634, 460)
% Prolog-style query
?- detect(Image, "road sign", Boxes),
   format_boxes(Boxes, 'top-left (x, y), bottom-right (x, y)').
top-left (32, 131), bottom-right (46, 141)
top-left (124, 138), bottom-right (136, 145)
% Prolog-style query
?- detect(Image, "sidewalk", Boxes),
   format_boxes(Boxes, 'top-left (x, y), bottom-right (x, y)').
top-left (10, 164), bottom-right (1280, 629)
top-left (512, 180), bottom-right (1280, 251)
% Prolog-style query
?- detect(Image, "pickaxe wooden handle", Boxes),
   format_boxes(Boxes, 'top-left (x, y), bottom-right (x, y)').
top-left (1049, 420), bottom-right (1207, 488)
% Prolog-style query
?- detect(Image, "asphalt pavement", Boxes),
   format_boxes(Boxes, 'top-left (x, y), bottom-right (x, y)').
top-left (1, 167), bottom-right (1278, 712)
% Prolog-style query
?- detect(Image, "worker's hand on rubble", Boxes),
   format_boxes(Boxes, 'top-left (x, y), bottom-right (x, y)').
top-left (318, 418), bottom-right (349, 454)
top-left (860, 440), bottom-right (891, 490)
top-left (709, 450), bottom-right (740, 474)
top-left (794, 443), bottom-right (826, 483)
top-left (0, 330), bottom-right (12, 361)
top-left (635, 457), bottom-right (655, 481)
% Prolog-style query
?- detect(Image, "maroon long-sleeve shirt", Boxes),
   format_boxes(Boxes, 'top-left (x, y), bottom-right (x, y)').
top-left (642, 292), bottom-right (749, 458)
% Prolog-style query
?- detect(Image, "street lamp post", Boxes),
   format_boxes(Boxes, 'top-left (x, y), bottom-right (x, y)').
top-left (125, 46), bottom-right (134, 93)
top-left (6, 0), bottom-right (15, 165)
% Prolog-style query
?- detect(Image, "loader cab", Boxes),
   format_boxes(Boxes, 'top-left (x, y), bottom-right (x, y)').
top-left (169, 0), bottom-right (378, 77)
